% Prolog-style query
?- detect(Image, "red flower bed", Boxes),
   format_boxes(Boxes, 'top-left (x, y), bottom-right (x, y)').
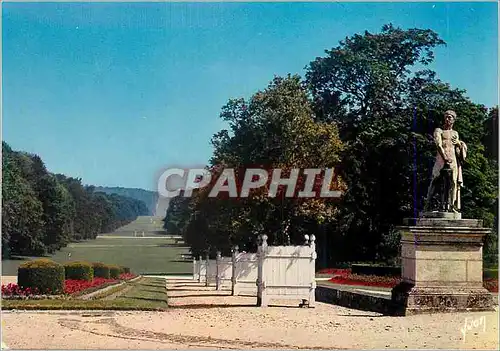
top-left (1, 283), bottom-right (40, 297)
top-left (484, 279), bottom-right (498, 293)
top-left (119, 273), bottom-right (137, 280)
top-left (329, 273), bottom-right (401, 288)
top-left (317, 268), bottom-right (351, 276)
top-left (64, 277), bottom-right (118, 295)
top-left (324, 270), bottom-right (499, 293)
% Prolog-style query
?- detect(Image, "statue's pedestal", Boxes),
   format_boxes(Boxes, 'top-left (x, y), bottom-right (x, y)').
top-left (391, 212), bottom-right (495, 315)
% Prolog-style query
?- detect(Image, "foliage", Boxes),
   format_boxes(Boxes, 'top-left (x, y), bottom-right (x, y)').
top-left (166, 25), bottom-right (497, 268)
top-left (92, 262), bottom-right (111, 279)
top-left (163, 191), bottom-right (192, 234)
top-left (94, 186), bottom-right (158, 216)
top-left (108, 265), bottom-right (122, 279)
top-left (17, 258), bottom-right (65, 294)
top-left (64, 261), bottom-right (94, 281)
top-left (120, 266), bottom-right (131, 274)
top-left (305, 24), bottom-right (498, 263)
top-left (1, 142), bottom-right (149, 257)
top-left (2, 143), bottom-right (46, 256)
top-left (172, 75), bottom-right (345, 257)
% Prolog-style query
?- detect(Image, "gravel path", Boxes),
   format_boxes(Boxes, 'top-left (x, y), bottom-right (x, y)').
top-left (2, 279), bottom-right (499, 349)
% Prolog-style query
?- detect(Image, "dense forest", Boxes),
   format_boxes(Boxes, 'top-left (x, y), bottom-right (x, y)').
top-left (2, 142), bottom-right (149, 258)
top-left (163, 24), bottom-right (498, 267)
top-left (94, 186), bottom-right (159, 216)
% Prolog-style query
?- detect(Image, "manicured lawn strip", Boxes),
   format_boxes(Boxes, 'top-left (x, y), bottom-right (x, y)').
top-left (2, 236), bottom-right (192, 276)
top-left (85, 277), bottom-right (142, 300)
top-left (2, 277), bottom-right (168, 310)
top-left (114, 278), bottom-right (165, 301)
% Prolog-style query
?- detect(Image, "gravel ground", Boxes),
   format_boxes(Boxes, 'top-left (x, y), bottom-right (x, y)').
top-left (1, 279), bottom-right (499, 350)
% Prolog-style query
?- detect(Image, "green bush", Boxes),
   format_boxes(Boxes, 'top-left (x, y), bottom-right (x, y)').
top-left (64, 261), bottom-right (93, 281)
top-left (120, 266), bottom-right (131, 274)
top-left (92, 262), bottom-right (110, 278)
top-left (484, 268), bottom-right (499, 280)
top-left (18, 258), bottom-right (65, 294)
top-left (109, 265), bottom-right (121, 279)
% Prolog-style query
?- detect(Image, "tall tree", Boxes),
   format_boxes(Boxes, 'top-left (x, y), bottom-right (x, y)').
top-left (37, 174), bottom-right (76, 253)
top-left (305, 24), bottom-right (497, 263)
top-left (182, 75), bottom-right (344, 257)
top-left (2, 142), bottom-right (46, 256)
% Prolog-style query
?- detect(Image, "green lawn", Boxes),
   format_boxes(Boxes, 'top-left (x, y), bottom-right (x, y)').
top-left (2, 277), bottom-right (169, 310)
top-left (2, 217), bottom-right (192, 276)
top-left (101, 215), bottom-right (169, 237)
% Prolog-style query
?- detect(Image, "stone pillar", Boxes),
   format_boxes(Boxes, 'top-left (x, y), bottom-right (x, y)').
top-left (391, 212), bottom-right (495, 315)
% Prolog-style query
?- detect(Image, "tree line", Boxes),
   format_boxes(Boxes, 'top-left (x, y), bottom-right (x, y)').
top-left (162, 24), bottom-right (498, 267)
top-left (2, 142), bottom-right (149, 258)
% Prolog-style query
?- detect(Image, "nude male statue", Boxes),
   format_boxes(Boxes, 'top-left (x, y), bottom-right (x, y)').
top-left (424, 110), bottom-right (467, 212)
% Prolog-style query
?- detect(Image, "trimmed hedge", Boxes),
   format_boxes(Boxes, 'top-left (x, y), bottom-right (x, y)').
top-left (92, 262), bottom-right (110, 278)
top-left (120, 266), bottom-right (131, 274)
top-left (64, 261), bottom-right (93, 281)
top-left (484, 268), bottom-right (499, 280)
top-left (109, 265), bottom-right (121, 279)
top-left (18, 259), bottom-right (65, 294)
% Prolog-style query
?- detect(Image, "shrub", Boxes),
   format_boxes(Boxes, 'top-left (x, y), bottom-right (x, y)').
top-left (18, 258), bottom-right (65, 294)
top-left (484, 268), bottom-right (499, 280)
top-left (92, 262), bottom-right (110, 278)
top-left (120, 266), bottom-right (131, 274)
top-left (109, 265), bottom-right (121, 279)
top-left (64, 261), bottom-right (93, 281)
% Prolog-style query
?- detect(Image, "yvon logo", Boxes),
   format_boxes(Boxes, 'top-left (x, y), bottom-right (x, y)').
top-left (460, 315), bottom-right (486, 343)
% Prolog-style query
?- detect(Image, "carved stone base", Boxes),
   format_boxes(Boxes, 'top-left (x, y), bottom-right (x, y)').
top-left (419, 211), bottom-right (462, 220)
top-left (392, 282), bottom-right (495, 316)
top-left (392, 216), bottom-right (494, 315)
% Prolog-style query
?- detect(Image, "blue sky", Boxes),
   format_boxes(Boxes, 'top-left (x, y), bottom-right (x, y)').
top-left (2, 2), bottom-right (498, 191)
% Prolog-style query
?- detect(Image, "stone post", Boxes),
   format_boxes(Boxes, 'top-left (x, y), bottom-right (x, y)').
top-left (309, 234), bottom-right (317, 307)
top-left (231, 245), bottom-right (239, 296)
top-left (391, 213), bottom-right (495, 315)
top-left (193, 257), bottom-right (197, 281)
top-left (257, 234), bottom-right (269, 307)
top-left (215, 251), bottom-right (222, 291)
top-left (205, 252), bottom-right (210, 287)
top-left (198, 255), bottom-right (203, 283)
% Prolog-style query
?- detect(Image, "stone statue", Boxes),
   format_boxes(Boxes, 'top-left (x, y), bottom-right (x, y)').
top-left (424, 110), bottom-right (467, 213)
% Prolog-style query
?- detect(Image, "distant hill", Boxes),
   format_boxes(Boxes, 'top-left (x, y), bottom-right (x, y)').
top-left (94, 186), bottom-right (168, 216)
